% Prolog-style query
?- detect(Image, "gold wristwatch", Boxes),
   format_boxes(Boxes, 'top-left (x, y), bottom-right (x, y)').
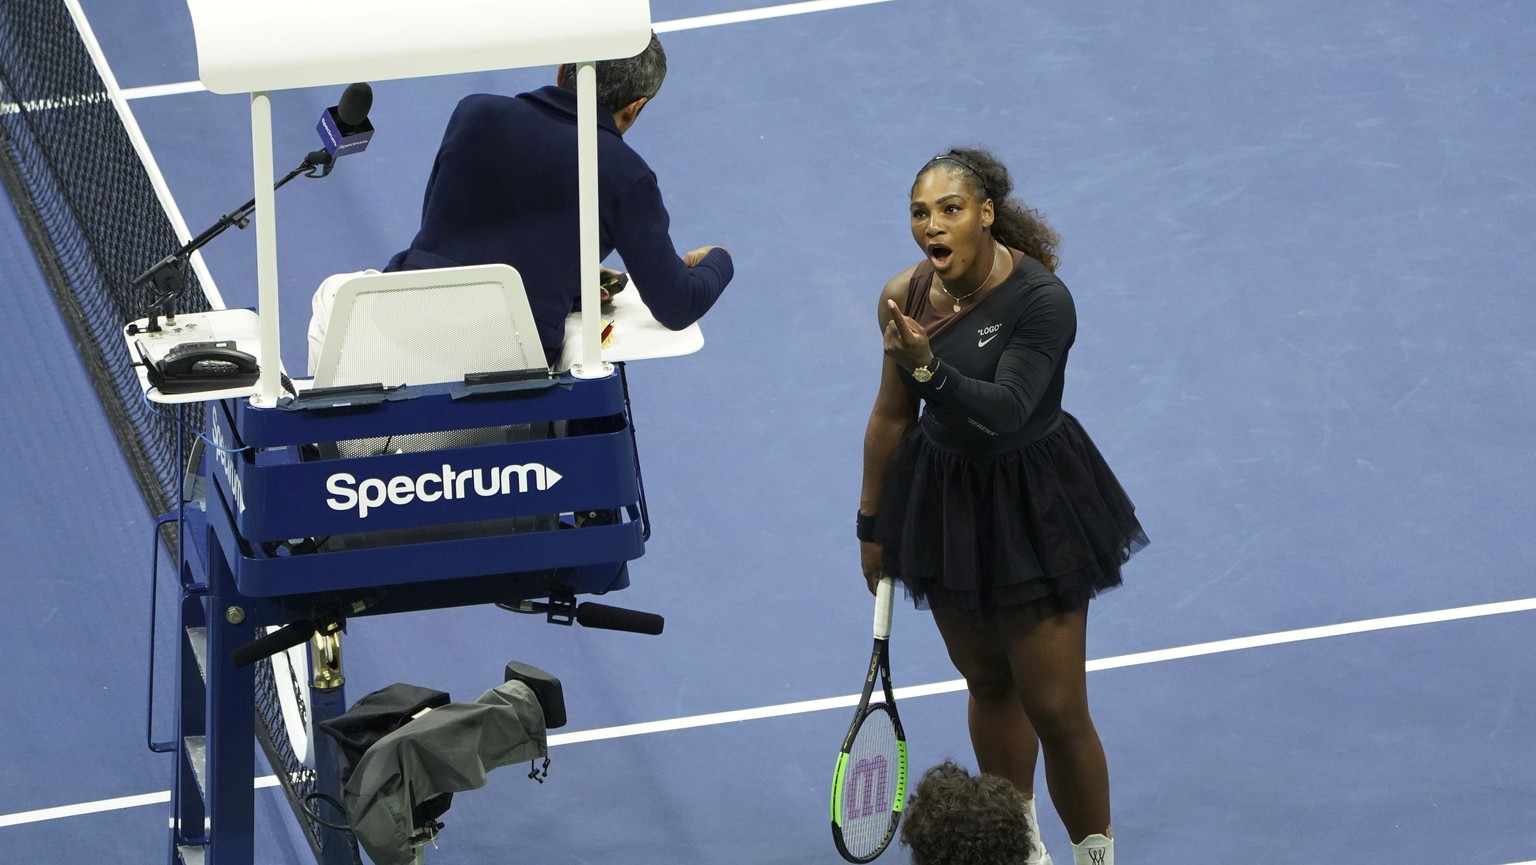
top-left (912, 357), bottom-right (938, 383)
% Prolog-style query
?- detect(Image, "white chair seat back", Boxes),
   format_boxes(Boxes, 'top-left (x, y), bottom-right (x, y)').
top-left (307, 266), bottom-right (556, 544)
top-left (313, 264), bottom-right (544, 389)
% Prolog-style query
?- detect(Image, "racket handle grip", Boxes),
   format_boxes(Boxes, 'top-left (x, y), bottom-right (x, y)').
top-left (873, 577), bottom-right (895, 639)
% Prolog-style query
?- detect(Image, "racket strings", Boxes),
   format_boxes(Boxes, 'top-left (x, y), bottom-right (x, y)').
top-left (839, 706), bottom-right (902, 856)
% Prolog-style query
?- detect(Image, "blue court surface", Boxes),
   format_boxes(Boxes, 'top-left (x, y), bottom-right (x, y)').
top-left (2, 0), bottom-right (1534, 863)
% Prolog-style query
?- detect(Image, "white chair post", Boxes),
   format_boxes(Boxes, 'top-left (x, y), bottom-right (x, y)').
top-left (251, 91), bottom-right (283, 406)
top-left (570, 60), bottom-right (612, 380)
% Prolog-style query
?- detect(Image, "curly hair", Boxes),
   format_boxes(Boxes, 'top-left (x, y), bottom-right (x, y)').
top-left (915, 147), bottom-right (1062, 272)
top-left (899, 761), bottom-right (1034, 865)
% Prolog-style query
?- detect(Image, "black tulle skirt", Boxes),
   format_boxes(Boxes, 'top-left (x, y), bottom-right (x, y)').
top-left (875, 412), bottom-right (1147, 620)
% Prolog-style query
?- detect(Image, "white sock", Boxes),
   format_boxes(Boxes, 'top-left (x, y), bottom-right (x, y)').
top-left (1022, 797), bottom-right (1052, 865)
top-left (1071, 833), bottom-right (1112, 865)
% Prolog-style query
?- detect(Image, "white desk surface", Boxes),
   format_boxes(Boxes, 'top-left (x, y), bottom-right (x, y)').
top-left (556, 278), bottom-right (704, 371)
top-left (122, 280), bottom-right (700, 403)
top-left (122, 308), bottom-right (266, 404)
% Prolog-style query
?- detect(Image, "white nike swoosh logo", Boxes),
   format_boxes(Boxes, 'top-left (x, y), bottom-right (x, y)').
top-left (978, 334), bottom-right (999, 347)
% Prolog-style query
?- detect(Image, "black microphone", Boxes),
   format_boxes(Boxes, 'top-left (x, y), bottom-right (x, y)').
top-left (574, 601), bottom-right (665, 636)
top-left (324, 83), bottom-right (374, 149)
top-left (307, 82), bottom-right (375, 175)
top-left (335, 82), bottom-right (372, 130)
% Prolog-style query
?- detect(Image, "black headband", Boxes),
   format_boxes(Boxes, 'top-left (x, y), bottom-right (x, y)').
top-left (925, 153), bottom-right (990, 199)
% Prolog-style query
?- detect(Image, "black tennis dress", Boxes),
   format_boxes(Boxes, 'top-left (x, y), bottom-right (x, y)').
top-left (875, 251), bottom-right (1148, 619)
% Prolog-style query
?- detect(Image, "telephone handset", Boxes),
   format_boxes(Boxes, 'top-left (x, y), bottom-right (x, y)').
top-left (136, 339), bottom-right (260, 394)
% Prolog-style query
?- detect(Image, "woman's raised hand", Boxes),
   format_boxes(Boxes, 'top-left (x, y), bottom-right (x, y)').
top-left (883, 298), bottom-right (933, 371)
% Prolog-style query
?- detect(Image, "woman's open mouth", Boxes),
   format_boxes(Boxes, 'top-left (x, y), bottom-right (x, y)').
top-left (927, 242), bottom-right (953, 269)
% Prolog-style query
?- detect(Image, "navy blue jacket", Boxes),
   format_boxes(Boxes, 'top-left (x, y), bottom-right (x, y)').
top-left (386, 86), bottom-right (733, 359)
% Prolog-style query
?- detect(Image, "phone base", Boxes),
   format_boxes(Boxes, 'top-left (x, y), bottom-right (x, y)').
top-left (122, 308), bottom-right (267, 404)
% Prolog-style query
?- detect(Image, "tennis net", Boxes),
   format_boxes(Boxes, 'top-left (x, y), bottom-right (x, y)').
top-left (0, 0), bottom-right (210, 517)
top-left (0, 4), bottom-right (334, 861)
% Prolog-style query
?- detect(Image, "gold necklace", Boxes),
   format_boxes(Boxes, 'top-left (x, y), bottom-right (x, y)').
top-left (936, 242), bottom-right (1005, 313)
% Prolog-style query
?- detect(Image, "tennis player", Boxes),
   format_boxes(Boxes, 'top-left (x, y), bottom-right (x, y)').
top-left (857, 147), bottom-right (1147, 865)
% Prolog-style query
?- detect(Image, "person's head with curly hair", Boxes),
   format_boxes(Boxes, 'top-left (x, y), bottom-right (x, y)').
top-left (899, 760), bottom-right (1033, 865)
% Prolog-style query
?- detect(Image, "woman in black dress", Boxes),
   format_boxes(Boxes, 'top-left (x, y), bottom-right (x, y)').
top-left (858, 147), bottom-right (1146, 865)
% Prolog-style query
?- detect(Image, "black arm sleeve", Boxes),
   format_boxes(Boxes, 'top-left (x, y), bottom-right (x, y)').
top-left (911, 282), bottom-right (1076, 434)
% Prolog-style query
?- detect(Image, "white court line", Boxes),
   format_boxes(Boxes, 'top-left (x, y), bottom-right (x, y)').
top-left (56, 0), bottom-right (224, 307)
top-left (3, 595), bottom-right (1533, 829)
top-left (120, 80), bottom-right (206, 101)
top-left (655, 0), bottom-right (898, 32)
top-left (0, 791), bottom-right (170, 828)
top-left (550, 595), bottom-right (1536, 743)
top-left (115, 0), bottom-right (902, 101)
top-left (0, 92), bottom-right (110, 115)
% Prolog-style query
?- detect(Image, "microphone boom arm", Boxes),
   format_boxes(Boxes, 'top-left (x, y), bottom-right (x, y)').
top-left (129, 140), bottom-right (341, 332)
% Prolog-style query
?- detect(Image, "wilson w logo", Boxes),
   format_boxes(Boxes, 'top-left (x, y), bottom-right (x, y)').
top-left (844, 755), bottom-right (888, 820)
top-left (1089, 849), bottom-right (1107, 864)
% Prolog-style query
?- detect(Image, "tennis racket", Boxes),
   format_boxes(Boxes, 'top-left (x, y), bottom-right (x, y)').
top-left (830, 576), bottom-right (909, 862)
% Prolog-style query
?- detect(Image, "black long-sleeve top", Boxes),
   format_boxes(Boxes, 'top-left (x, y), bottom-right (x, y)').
top-left (900, 254), bottom-right (1076, 456)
